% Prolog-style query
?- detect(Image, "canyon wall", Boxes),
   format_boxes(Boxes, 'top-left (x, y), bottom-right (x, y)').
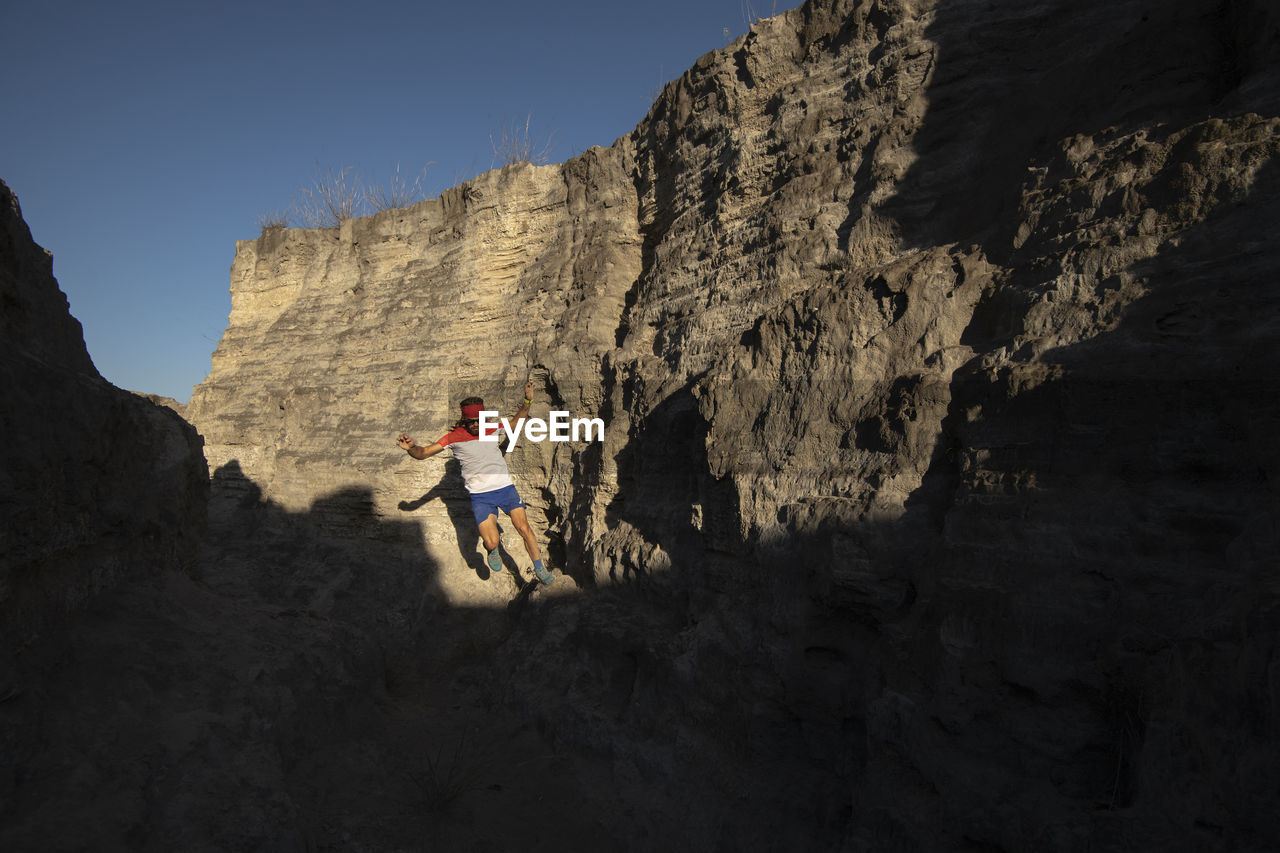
top-left (187, 0), bottom-right (1279, 848)
top-left (0, 180), bottom-right (209, 640)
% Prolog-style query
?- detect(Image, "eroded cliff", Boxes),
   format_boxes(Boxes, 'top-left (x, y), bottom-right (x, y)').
top-left (1, 178), bottom-right (214, 843)
top-left (0, 180), bottom-right (208, 636)
top-left (182, 0), bottom-right (1280, 848)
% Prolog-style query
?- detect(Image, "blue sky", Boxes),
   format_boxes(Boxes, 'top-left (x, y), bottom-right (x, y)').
top-left (3, 0), bottom-right (780, 403)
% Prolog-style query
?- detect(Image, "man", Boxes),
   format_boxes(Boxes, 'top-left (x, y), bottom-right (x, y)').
top-left (397, 381), bottom-right (553, 584)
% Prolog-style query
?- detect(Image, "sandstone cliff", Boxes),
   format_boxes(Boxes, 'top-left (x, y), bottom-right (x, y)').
top-left (0, 180), bottom-right (209, 640)
top-left (183, 0), bottom-right (1279, 848)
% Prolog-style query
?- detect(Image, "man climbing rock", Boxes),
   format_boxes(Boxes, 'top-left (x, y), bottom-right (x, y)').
top-left (397, 381), bottom-right (553, 584)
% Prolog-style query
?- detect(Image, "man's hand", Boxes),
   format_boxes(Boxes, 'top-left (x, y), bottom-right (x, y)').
top-left (524, 381), bottom-right (534, 402)
top-left (397, 433), bottom-right (416, 451)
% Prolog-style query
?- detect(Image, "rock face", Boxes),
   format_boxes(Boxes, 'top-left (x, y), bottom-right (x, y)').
top-left (0, 179), bottom-right (208, 638)
top-left (186, 0), bottom-right (1279, 849)
top-left (188, 151), bottom-right (644, 606)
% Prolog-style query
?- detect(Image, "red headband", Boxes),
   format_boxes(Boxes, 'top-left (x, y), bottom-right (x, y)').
top-left (461, 403), bottom-right (484, 419)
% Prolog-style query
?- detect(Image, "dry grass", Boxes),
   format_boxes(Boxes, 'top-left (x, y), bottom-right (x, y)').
top-left (294, 165), bottom-right (365, 228)
top-left (257, 211), bottom-right (290, 236)
top-left (490, 113), bottom-right (555, 168)
top-left (366, 163), bottom-right (433, 213)
top-left (406, 728), bottom-right (489, 812)
top-left (280, 162), bottom-right (436, 229)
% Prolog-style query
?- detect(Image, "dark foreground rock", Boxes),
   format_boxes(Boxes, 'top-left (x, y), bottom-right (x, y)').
top-left (0, 179), bottom-right (207, 641)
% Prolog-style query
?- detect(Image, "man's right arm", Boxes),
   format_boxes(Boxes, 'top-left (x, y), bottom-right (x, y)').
top-left (397, 434), bottom-right (444, 460)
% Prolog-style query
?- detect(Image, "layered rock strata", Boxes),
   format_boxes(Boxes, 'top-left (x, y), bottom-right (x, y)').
top-left (187, 0), bottom-right (1279, 848)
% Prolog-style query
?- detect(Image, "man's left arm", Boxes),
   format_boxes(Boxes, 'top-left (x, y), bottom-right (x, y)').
top-left (514, 380), bottom-right (533, 420)
top-left (500, 381), bottom-right (534, 453)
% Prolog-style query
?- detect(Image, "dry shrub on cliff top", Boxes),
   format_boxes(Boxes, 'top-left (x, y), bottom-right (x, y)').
top-left (490, 113), bottom-right (555, 168)
top-left (256, 211), bottom-right (290, 237)
top-left (287, 163), bottom-right (434, 229)
top-left (294, 165), bottom-right (365, 228)
top-left (365, 163), bottom-right (433, 212)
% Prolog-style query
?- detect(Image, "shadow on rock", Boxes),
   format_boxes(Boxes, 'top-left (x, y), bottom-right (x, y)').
top-left (1, 459), bottom-right (615, 851)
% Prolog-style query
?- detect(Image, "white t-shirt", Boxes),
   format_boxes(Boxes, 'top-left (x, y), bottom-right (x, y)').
top-left (436, 425), bottom-right (514, 494)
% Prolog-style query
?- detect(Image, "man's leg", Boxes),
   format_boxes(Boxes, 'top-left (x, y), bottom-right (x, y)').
top-left (508, 506), bottom-right (541, 563)
top-left (477, 514), bottom-right (502, 573)
top-left (509, 506), bottom-right (552, 583)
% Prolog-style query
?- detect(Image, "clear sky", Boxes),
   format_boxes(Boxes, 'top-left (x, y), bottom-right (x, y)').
top-left (3, 0), bottom-right (782, 403)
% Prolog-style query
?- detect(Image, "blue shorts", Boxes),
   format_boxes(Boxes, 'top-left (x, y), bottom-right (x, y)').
top-left (470, 484), bottom-right (525, 525)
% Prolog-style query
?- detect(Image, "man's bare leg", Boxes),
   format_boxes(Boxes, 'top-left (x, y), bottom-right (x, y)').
top-left (477, 514), bottom-right (503, 573)
top-left (509, 507), bottom-right (552, 583)
top-left (508, 506), bottom-right (541, 563)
